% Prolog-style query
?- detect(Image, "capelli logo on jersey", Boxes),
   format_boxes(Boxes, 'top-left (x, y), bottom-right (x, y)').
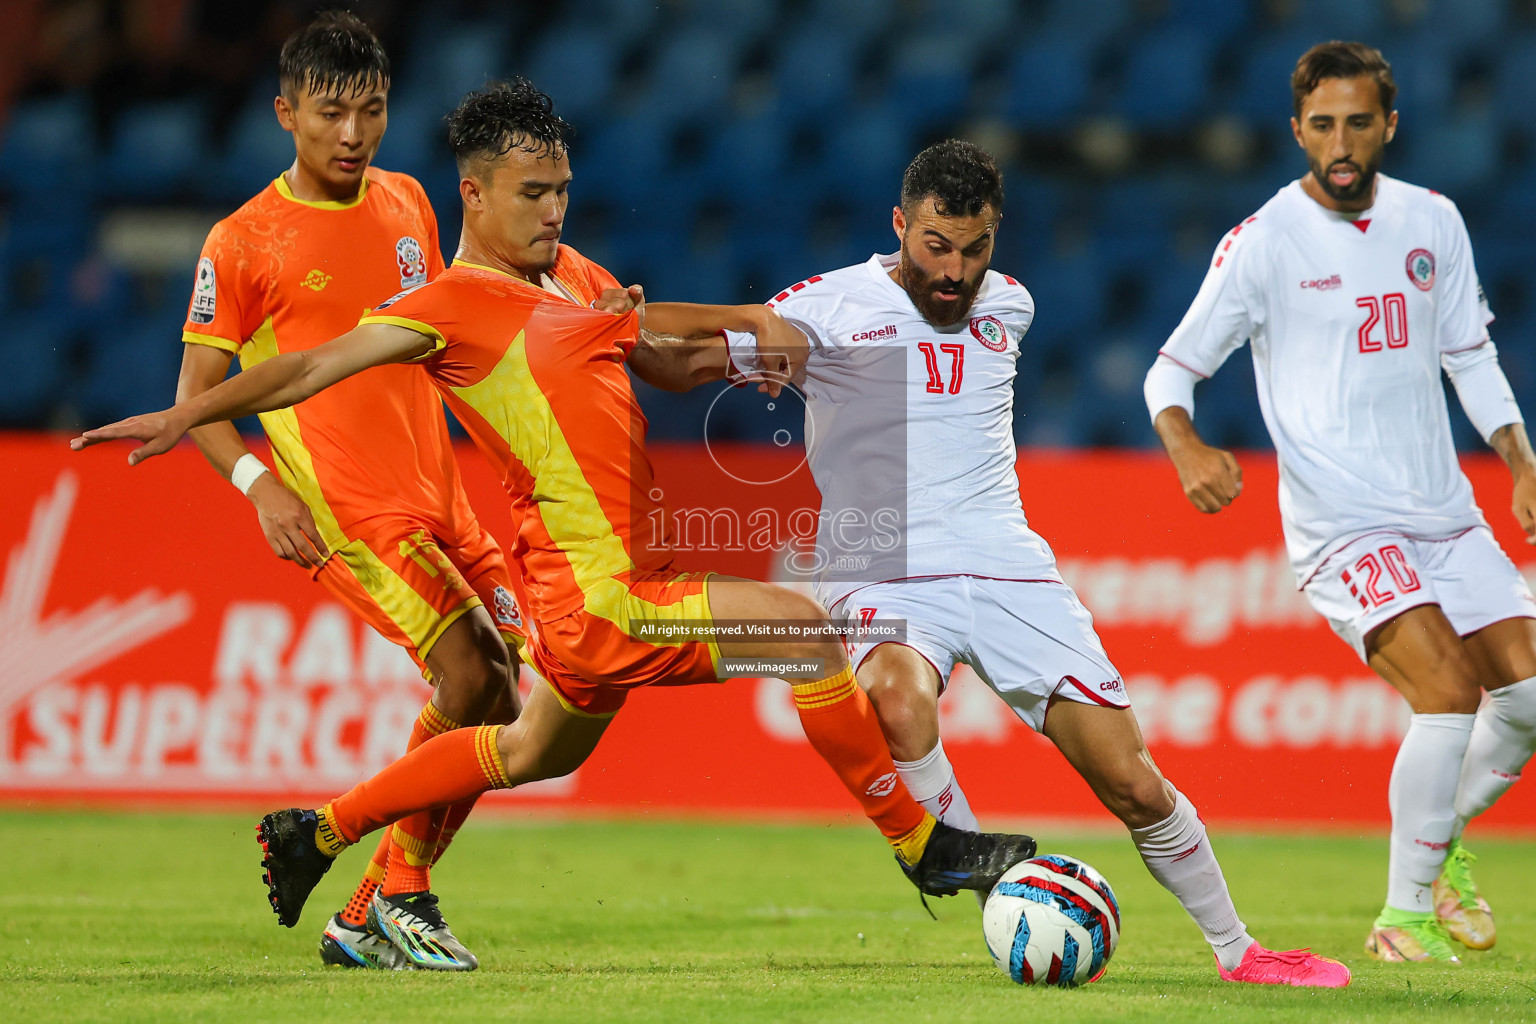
top-left (1299, 274), bottom-right (1342, 291)
top-left (851, 324), bottom-right (898, 343)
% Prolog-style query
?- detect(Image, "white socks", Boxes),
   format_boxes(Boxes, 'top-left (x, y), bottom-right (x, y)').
top-left (1453, 676), bottom-right (1536, 839)
top-left (1387, 712), bottom-right (1475, 913)
top-left (1129, 789), bottom-right (1253, 970)
top-left (892, 740), bottom-right (979, 831)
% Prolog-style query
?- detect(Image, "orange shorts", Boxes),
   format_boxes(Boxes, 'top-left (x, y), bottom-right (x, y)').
top-left (527, 570), bottom-right (721, 717)
top-left (313, 514), bottom-right (527, 676)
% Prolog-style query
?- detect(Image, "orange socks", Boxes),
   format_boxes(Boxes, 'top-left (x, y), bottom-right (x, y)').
top-left (791, 665), bottom-right (935, 864)
top-left (326, 725), bottom-right (510, 846)
top-left (432, 796), bottom-right (481, 867)
top-left (381, 702), bottom-right (463, 896)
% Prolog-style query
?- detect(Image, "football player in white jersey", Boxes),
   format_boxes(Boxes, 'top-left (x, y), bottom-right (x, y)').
top-left (715, 140), bottom-right (1347, 987)
top-left (1146, 41), bottom-right (1536, 963)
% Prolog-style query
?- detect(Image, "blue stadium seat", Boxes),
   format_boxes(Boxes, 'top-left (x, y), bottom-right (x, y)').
top-left (1232, 32), bottom-right (1315, 123)
top-left (1290, 0), bottom-right (1384, 39)
top-left (1396, 111), bottom-right (1500, 195)
top-left (886, 34), bottom-right (977, 130)
top-left (696, 112), bottom-right (790, 201)
top-left (372, 92), bottom-right (442, 183)
top-left (1113, 29), bottom-right (1215, 130)
top-left (0, 317), bottom-right (66, 426)
top-left (0, 93), bottom-right (96, 197)
top-left (1493, 38), bottom-right (1536, 129)
top-left (813, 102), bottom-right (915, 205)
top-left (799, 0), bottom-right (898, 47)
top-left (215, 90), bottom-right (292, 202)
top-left (553, 0), bottom-right (660, 48)
top-left (1001, 32), bottom-right (1094, 130)
top-left (1414, 0), bottom-right (1503, 48)
top-left (1157, 0), bottom-right (1251, 40)
top-left (78, 312), bottom-right (186, 425)
top-left (101, 100), bottom-right (205, 200)
top-left (672, 0), bottom-right (777, 46)
top-left (1380, 37), bottom-right (1455, 119)
top-left (770, 29), bottom-right (858, 125)
top-left (522, 24), bottom-right (620, 124)
top-left (576, 113), bottom-right (675, 204)
top-left (637, 28), bottom-right (743, 127)
top-left (404, 23), bottom-right (508, 113)
top-left (1037, 0), bottom-right (1133, 44)
top-left (907, 0), bottom-right (1015, 39)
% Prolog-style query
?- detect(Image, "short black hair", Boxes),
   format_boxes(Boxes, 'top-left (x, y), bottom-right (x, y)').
top-left (1292, 41), bottom-right (1396, 117)
top-left (447, 78), bottom-right (573, 176)
top-left (278, 11), bottom-right (390, 101)
top-left (900, 139), bottom-right (1004, 218)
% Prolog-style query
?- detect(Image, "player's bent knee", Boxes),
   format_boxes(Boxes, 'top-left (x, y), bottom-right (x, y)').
top-left (863, 674), bottom-right (938, 747)
top-left (1097, 768), bottom-right (1175, 828)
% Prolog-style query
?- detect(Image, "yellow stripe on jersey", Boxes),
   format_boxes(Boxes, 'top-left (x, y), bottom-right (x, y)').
top-left (442, 329), bottom-right (707, 654)
top-left (240, 315), bottom-right (457, 654)
top-left (356, 314), bottom-right (448, 361)
top-left (273, 172), bottom-right (370, 210)
top-left (181, 330), bottom-right (241, 354)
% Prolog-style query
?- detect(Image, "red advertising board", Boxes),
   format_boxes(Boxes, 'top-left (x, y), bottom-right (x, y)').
top-left (3, 434), bottom-right (1533, 830)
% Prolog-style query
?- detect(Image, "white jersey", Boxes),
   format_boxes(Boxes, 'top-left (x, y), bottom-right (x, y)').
top-left (1159, 174), bottom-right (1498, 583)
top-left (767, 253), bottom-right (1061, 609)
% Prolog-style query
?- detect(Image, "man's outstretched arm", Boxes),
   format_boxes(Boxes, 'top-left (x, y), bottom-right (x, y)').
top-left (634, 302), bottom-right (807, 394)
top-left (72, 322), bottom-right (436, 465)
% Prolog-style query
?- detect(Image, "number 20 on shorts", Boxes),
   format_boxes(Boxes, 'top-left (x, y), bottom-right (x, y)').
top-left (1341, 543), bottom-right (1422, 611)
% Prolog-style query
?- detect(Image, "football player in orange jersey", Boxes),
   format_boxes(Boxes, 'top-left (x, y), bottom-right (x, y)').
top-left (75, 80), bottom-right (1039, 956)
top-left (174, 14), bottom-right (523, 971)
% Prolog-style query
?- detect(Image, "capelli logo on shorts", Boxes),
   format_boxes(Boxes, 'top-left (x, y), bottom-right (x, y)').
top-left (866, 771), bottom-right (899, 797)
top-left (1099, 679), bottom-right (1125, 693)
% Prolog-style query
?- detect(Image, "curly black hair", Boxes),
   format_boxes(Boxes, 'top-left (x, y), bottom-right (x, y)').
top-left (900, 139), bottom-right (1004, 218)
top-left (278, 11), bottom-right (389, 100)
top-left (447, 78), bottom-right (572, 175)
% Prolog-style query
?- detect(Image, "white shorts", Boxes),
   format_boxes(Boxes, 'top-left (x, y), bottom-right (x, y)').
top-left (829, 575), bottom-right (1128, 732)
top-left (1303, 526), bottom-right (1536, 661)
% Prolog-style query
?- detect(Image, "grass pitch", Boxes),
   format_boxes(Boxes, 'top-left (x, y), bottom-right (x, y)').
top-left (4, 810), bottom-right (1536, 1023)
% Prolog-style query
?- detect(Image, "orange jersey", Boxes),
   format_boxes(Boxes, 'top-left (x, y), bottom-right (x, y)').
top-left (359, 248), bottom-right (676, 622)
top-left (182, 168), bottom-right (463, 534)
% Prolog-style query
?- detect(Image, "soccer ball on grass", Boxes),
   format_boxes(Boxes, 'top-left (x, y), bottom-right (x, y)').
top-left (981, 855), bottom-right (1120, 987)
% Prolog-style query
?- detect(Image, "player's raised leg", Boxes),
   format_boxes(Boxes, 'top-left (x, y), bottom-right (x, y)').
top-left (1361, 605), bottom-right (1479, 962)
top-left (258, 681), bottom-right (607, 929)
top-left (1043, 699), bottom-right (1350, 986)
top-left (705, 577), bottom-right (1034, 894)
top-left (1439, 616), bottom-right (1536, 949)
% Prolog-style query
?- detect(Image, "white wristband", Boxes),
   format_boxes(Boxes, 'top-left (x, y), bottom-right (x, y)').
top-left (231, 453), bottom-right (271, 496)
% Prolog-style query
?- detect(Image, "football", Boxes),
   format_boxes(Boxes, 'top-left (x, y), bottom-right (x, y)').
top-left (982, 855), bottom-right (1122, 987)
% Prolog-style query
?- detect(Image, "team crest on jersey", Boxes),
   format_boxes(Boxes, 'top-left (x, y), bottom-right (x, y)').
top-left (396, 236), bottom-right (428, 289)
top-left (969, 315), bottom-right (1007, 352)
top-left (491, 585), bottom-right (523, 628)
top-left (190, 257), bottom-right (217, 324)
top-left (1406, 249), bottom-right (1435, 291)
